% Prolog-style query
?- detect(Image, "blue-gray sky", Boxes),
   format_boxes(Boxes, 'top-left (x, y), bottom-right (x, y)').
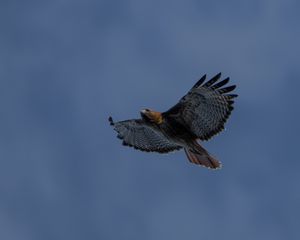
top-left (1, 0), bottom-right (300, 239)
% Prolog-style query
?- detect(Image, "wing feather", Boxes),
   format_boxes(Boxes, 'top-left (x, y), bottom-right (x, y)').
top-left (217, 85), bottom-right (236, 94)
top-left (191, 74), bottom-right (206, 89)
top-left (211, 77), bottom-right (229, 90)
top-left (109, 118), bottom-right (182, 153)
top-left (203, 72), bottom-right (221, 87)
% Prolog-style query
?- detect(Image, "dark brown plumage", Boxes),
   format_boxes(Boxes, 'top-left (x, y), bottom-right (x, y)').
top-left (109, 73), bottom-right (238, 169)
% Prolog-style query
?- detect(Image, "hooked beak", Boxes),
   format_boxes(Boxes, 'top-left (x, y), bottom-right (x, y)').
top-left (140, 109), bottom-right (150, 120)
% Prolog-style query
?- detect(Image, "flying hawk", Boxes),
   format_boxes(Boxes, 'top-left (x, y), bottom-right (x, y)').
top-left (109, 73), bottom-right (237, 169)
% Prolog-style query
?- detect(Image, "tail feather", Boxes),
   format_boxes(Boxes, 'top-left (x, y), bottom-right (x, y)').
top-left (184, 142), bottom-right (221, 169)
top-left (184, 149), bottom-right (221, 169)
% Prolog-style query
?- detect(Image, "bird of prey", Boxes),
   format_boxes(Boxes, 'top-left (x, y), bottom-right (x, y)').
top-left (109, 73), bottom-right (237, 169)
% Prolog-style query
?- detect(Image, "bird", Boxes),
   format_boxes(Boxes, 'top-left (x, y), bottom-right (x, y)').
top-left (109, 73), bottom-right (237, 169)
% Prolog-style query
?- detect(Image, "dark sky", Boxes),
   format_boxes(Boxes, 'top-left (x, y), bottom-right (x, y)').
top-left (1, 0), bottom-right (300, 239)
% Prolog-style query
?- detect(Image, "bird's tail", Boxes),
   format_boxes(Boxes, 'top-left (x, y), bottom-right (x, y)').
top-left (184, 141), bottom-right (221, 169)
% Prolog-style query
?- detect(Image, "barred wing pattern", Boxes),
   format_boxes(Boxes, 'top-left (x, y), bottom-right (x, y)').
top-left (109, 117), bottom-right (182, 153)
top-left (167, 73), bottom-right (237, 141)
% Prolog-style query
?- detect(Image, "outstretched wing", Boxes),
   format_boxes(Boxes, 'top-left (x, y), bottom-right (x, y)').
top-left (109, 117), bottom-right (182, 153)
top-left (164, 73), bottom-right (238, 141)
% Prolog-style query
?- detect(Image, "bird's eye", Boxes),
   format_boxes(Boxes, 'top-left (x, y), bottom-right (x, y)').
top-left (145, 109), bottom-right (150, 112)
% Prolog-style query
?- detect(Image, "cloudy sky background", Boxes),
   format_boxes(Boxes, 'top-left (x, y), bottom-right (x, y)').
top-left (1, 0), bottom-right (300, 239)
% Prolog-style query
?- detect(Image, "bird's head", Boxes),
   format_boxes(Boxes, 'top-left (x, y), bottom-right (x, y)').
top-left (140, 108), bottom-right (163, 124)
